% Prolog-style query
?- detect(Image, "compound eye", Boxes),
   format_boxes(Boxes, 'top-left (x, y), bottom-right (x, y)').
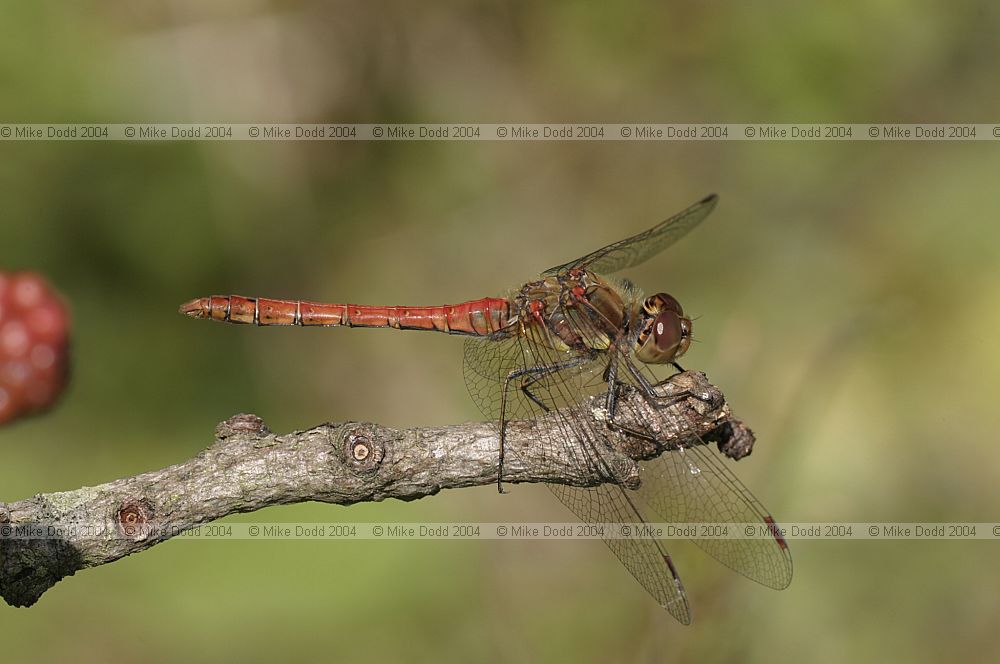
top-left (653, 311), bottom-right (682, 355)
top-left (644, 293), bottom-right (684, 316)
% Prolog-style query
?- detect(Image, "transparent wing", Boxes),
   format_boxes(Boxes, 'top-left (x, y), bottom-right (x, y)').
top-left (463, 330), bottom-right (693, 623)
top-left (612, 361), bottom-right (794, 590)
top-left (461, 279), bottom-right (790, 620)
top-left (548, 482), bottom-right (691, 623)
top-left (542, 194), bottom-right (718, 276)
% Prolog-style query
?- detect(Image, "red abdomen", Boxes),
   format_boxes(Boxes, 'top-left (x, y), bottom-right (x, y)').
top-left (180, 295), bottom-right (511, 337)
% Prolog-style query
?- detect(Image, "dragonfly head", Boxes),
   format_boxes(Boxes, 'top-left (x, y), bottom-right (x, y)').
top-left (634, 293), bottom-right (691, 364)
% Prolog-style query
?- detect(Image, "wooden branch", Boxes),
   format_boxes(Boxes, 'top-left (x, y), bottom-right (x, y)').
top-left (0, 371), bottom-right (753, 608)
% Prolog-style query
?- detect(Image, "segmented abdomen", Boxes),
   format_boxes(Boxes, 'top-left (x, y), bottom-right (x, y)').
top-left (180, 295), bottom-right (511, 336)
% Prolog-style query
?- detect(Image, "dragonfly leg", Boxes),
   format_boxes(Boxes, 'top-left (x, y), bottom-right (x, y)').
top-left (599, 359), bottom-right (715, 447)
top-left (519, 377), bottom-right (552, 414)
top-left (499, 355), bottom-right (593, 493)
top-left (603, 388), bottom-right (692, 451)
top-left (599, 358), bottom-right (662, 444)
top-left (625, 359), bottom-right (717, 408)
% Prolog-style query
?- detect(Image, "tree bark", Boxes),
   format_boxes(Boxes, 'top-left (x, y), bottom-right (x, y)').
top-left (0, 371), bottom-right (753, 607)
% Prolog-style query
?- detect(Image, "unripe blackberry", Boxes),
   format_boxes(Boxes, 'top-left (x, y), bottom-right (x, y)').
top-left (0, 272), bottom-right (70, 425)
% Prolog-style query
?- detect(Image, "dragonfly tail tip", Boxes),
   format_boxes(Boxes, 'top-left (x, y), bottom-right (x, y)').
top-left (179, 297), bottom-right (211, 318)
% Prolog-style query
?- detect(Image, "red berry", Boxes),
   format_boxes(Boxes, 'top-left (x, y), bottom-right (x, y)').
top-left (0, 272), bottom-right (70, 424)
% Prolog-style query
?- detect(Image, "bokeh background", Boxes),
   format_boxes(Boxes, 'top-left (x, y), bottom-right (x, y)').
top-left (3, 2), bottom-right (1000, 662)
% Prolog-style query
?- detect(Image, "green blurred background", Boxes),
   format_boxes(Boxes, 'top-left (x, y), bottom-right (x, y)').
top-left (3, 1), bottom-right (999, 662)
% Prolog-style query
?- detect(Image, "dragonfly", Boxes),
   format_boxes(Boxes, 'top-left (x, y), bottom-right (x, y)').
top-left (180, 194), bottom-right (792, 623)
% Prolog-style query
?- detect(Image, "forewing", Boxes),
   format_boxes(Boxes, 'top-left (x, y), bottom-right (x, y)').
top-left (640, 442), bottom-right (793, 589)
top-left (463, 329), bottom-right (693, 623)
top-left (611, 361), bottom-right (793, 590)
top-left (542, 194), bottom-right (717, 276)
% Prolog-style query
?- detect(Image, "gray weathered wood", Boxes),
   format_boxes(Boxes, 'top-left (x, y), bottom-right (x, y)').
top-left (0, 371), bottom-right (752, 607)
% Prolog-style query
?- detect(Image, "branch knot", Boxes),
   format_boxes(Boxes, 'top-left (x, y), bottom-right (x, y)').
top-left (341, 427), bottom-right (385, 473)
top-left (215, 413), bottom-right (271, 439)
top-left (117, 499), bottom-right (155, 541)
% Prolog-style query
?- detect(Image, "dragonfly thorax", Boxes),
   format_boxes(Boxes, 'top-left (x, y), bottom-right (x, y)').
top-left (634, 292), bottom-right (692, 364)
top-left (511, 269), bottom-right (630, 354)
